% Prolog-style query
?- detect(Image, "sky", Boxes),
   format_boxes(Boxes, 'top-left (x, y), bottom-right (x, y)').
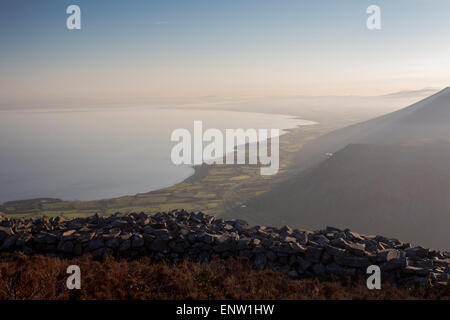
top-left (1, 0), bottom-right (450, 104)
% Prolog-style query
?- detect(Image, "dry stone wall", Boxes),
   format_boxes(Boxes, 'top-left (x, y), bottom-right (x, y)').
top-left (0, 210), bottom-right (449, 286)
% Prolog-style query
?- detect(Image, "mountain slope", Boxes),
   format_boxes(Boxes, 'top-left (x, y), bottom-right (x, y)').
top-left (287, 87), bottom-right (450, 171)
top-left (237, 88), bottom-right (450, 249)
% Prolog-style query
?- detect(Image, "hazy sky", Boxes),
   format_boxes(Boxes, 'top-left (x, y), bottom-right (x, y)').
top-left (1, 0), bottom-right (450, 103)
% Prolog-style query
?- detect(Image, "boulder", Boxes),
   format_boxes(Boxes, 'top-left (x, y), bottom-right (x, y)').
top-left (326, 263), bottom-right (344, 276)
top-left (312, 263), bottom-right (326, 275)
top-left (106, 238), bottom-right (121, 249)
top-left (304, 246), bottom-right (323, 263)
top-left (403, 266), bottom-right (430, 276)
top-left (325, 245), bottom-right (346, 257)
top-left (254, 254), bottom-right (267, 269)
top-left (405, 247), bottom-right (429, 259)
top-left (293, 231), bottom-right (308, 244)
top-left (1, 235), bottom-right (17, 250)
top-left (131, 235), bottom-right (144, 248)
top-left (88, 238), bottom-right (105, 251)
top-left (0, 226), bottom-right (13, 242)
top-left (62, 230), bottom-right (77, 239)
top-left (380, 257), bottom-right (408, 271)
top-left (344, 242), bottom-right (367, 257)
top-left (61, 241), bottom-right (74, 254)
top-left (119, 239), bottom-right (131, 251)
top-left (375, 249), bottom-right (400, 263)
top-left (297, 258), bottom-right (312, 273)
top-left (149, 239), bottom-right (168, 252)
top-left (334, 255), bottom-right (371, 268)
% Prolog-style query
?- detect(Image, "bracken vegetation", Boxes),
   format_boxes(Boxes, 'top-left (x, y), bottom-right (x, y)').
top-left (0, 253), bottom-right (448, 300)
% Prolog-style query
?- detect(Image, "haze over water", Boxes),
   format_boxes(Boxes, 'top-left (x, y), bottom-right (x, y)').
top-left (0, 107), bottom-right (314, 203)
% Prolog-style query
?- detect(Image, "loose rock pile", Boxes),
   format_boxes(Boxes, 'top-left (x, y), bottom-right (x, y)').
top-left (0, 210), bottom-right (449, 286)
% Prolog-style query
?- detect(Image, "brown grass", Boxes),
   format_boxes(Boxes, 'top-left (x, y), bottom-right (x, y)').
top-left (0, 253), bottom-right (448, 300)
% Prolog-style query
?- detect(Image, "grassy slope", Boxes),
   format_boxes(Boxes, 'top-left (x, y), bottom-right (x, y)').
top-left (1, 253), bottom-right (448, 300)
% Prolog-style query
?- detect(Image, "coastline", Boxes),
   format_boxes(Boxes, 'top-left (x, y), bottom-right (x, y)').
top-left (1, 109), bottom-right (321, 217)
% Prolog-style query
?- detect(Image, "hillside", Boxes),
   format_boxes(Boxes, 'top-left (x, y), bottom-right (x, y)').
top-left (235, 88), bottom-right (450, 249)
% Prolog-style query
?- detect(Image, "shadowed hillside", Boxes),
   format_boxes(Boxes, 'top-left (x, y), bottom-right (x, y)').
top-left (283, 87), bottom-right (450, 172)
top-left (237, 88), bottom-right (450, 250)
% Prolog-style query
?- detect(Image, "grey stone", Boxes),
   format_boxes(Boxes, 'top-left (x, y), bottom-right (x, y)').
top-left (57, 241), bottom-right (73, 253)
top-left (326, 262), bottom-right (344, 276)
top-left (291, 242), bottom-right (307, 254)
top-left (380, 257), bottom-right (408, 271)
top-left (347, 231), bottom-right (364, 241)
top-left (403, 266), bottom-right (430, 276)
top-left (132, 235), bottom-right (144, 248)
top-left (254, 254), bottom-right (267, 269)
top-left (92, 248), bottom-right (105, 258)
top-left (312, 263), bottom-right (326, 274)
top-left (119, 239), bottom-right (131, 251)
top-left (201, 233), bottom-right (215, 245)
top-left (213, 243), bottom-right (234, 253)
top-left (214, 234), bottom-right (229, 245)
top-left (1, 236), bottom-right (17, 250)
top-left (294, 231), bottom-right (308, 244)
top-left (334, 255), bottom-right (371, 268)
top-left (287, 270), bottom-right (299, 278)
top-left (279, 225), bottom-right (293, 235)
top-left (88, 238), bottom-right (105, 251)
top-left (321, 252), bottom-right (333, 264)
top-left (73, 243), bottom-right (83, 256)
top-left (325, 245), bottom-right (346, 257)
top-left (413, 277), bottom-right (431, 286)
top-left (297, 257), bottom-right (312, 273)
top-left (252, 238), bottom-right (261, 246)
top-left (266, 250), bottom-right (277, 261)
top-left (237, 238), bottom-right (251, 250)
top-left (44, 233), bottom-right (58, 244)
top-left (106, 238), bottom-right (121, 249)
top-left (168, 241), bottom-right (185, 253)
top-left (283, 236), bottom-right (297, 243)
top-left (142, 226), bottom-right (155, 234)
top-left (62, 230), bottom-right (77, 239)
top-left (23, 246), bottom-right (33, 255)
top-left (330, 238), bottom-right (347, 249)
top-left (153, 229), bottom-right (171, 241)
top-left (405, 247), bottom-right (429, 259)
top-left (304, 247), bottom-right (323, 263)
top-left (344, 242), bottom-right (367, 257)
top-left (326, 226), bottom-right (342, 233)
top-left (149, 239), bottom-right (168, 252)
top-left (375, 249), bottom-right (400, 263)
top-left (0, 226), bottom-right (13, 242)
top-left (112, 220), bottom-right (128, 228)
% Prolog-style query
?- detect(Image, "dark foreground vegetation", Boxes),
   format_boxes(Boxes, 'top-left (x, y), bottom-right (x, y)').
top-left (0, 253), bottom-right (448, 300)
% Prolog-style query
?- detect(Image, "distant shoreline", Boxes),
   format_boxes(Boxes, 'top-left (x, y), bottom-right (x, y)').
top-left (0, 108), bottom-right (314, 208)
